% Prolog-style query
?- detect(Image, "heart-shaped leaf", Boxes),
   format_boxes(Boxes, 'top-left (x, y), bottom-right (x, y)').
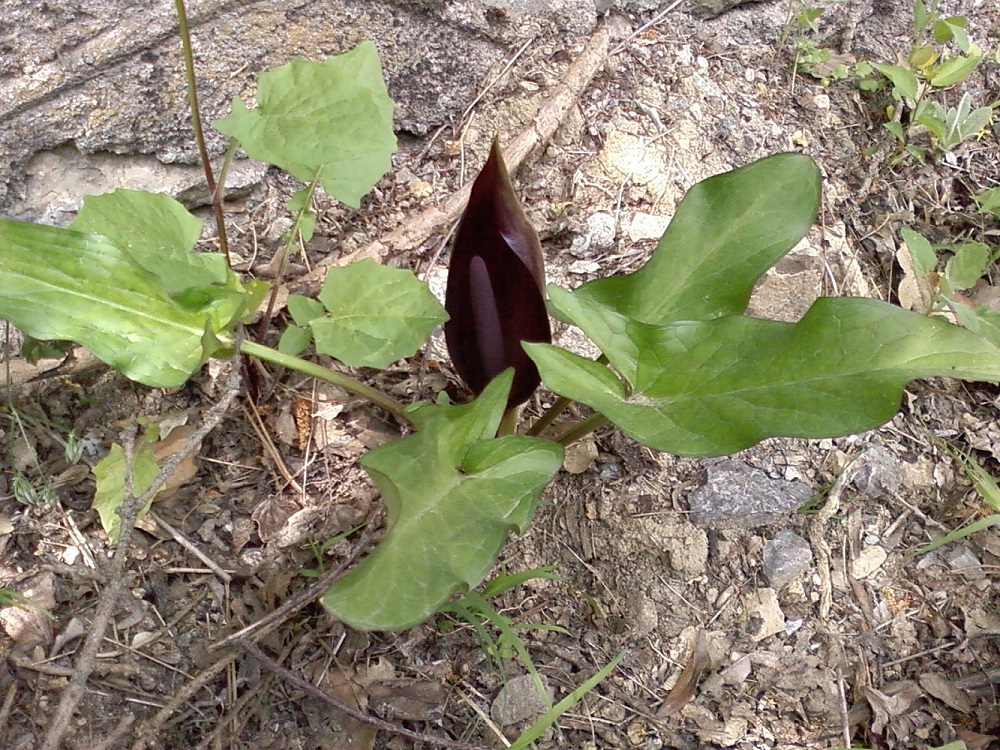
top-left (214, 41), bottom-right (396, 208)
top-left (322, 371), bottom-right (563, 630)
top-left (311, 258), bottom-right (448, 368)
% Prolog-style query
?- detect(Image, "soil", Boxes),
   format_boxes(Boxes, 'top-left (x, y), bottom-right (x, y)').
top-left (2, 2), bottom-right (1000, 749)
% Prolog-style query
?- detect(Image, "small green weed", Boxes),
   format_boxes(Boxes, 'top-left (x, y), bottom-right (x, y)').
top-left (896, 225), bottom-right (1000, 344)
top-left (913, 440), bottom-right (1000, 556)
top-left (786, 0), bottom-right (995, 162)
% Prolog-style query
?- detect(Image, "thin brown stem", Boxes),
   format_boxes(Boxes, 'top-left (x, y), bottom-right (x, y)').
top-left (255, 175), bottom-right (320, 341)
top-left (174, 0), bottom-right (230, 265)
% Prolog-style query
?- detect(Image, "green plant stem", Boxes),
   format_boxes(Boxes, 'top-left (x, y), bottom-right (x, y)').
top-left (497, 406), bottom-right (520, 436)
top-left (553, 412), bottom-right (609, 447)
top-left (174, 0), bottom-right (230, 267)
top-left (212, 138), bottom-right (238, 205)
top-left (241, 340), bottom-right (412, 427)
top-left (255, 175), bottom-right (320, 341)
top-left (526, 395), bottom-right (572, 436)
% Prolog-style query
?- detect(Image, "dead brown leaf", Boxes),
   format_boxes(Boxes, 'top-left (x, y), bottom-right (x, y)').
top-left (0, 572), bottom-right (55, 648)
top-left (918, 672), bottom-right (973, 713)
top-left (863, 682), bottom-right (923, 736)
top-left (150, 423), bottom-right (201, 499)
top-left (657, 628), bottom-right (709, 717)
top-left (896, 239), bottom-right (936, 314)
top-left (251, 494), bottom-right (300, 544)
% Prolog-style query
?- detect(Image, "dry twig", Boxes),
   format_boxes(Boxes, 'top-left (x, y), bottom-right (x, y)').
top-left (809, 452), bottom-right (865, 620)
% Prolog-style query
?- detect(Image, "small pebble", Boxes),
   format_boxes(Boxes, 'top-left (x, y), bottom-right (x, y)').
top-left (598, 461), bottom-right (623, 482)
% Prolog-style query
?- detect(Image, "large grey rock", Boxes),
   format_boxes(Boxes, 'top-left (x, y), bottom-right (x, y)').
top-left (0, 0), bottom-right (600, 217)
top-left (688, 459), bottom-right (814, 528)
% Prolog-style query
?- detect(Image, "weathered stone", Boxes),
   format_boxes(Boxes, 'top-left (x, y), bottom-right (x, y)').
top-left (761, 529), bottom-right (813, 588)
top-left (688, 459), bottom-right (814, 528)
top-left (851, 445), bottom-right (903, 499)
top-left (0, 0), bottom-right (601, 217)
top-left (943, 544), bottom-right (985, 581)
top-left (490, 673), bottom-right (553, 726)
top-left (747, 587), bottom-right (785, 641)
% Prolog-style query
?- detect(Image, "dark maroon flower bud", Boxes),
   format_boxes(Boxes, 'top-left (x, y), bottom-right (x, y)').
top-left (445, 137), bottom-right (551, 407)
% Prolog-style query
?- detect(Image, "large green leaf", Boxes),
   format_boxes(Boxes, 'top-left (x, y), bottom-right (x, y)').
top-left (214, 41), bottom-right (396, 208)
top-left (572, 153), bottom-right (821, 324)
top-left (71, 189), bottom-right (228, 293)
top-left (526, 291), bottom-right (1000, 456)
top-left (322, 372), bottom-right (563, 630)
top-left (0, 219), bottom-right (225, 387)
top-left (311, 259), bottom-right (448, 368)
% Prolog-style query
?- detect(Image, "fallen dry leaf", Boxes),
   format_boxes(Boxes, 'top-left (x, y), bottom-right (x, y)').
top-left (863, 682), bottom-right (923, 736)
top-left (0, 572), bottom-right (55, 648)
top-left (918, 672), bottom-right (973, 713)
top-left (150, 423), bottom-right (201, 500)
top-left (896, 238), bottom-right (936, 314)
top-left (657, 628), bottom-right (709, 717)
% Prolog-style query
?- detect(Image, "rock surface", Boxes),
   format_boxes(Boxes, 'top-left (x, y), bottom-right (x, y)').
top-left (688, 459), bottom-right (815, 528)
top-left (761, 529), bottom-right (813, 588)
top-left (0, 0), bottom-right (604, 218)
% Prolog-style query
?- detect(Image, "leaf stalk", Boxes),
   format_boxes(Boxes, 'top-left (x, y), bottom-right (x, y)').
top-left (240, 340), bottom-right (412, 427)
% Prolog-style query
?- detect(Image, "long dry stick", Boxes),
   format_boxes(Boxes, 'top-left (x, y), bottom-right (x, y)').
top-left (40, 357), bottom-right (243, 750)
top-left (288, 21), bottom-right (612, 297)
top-left (809, 452), bottom-right (865, 621)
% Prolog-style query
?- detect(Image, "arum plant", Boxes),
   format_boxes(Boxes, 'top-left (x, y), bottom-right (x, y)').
top-left (445, 137), bottom-right (551, 411)
top-left (2, 40), bottom-right (1000, 632)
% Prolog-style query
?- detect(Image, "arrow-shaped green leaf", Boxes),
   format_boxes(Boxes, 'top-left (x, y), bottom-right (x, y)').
top-left (572, 153), bottom-right (821, 324)
top-left (322, 372), bottom-right (563, 630)
top-left (527, 291), bottom-right (1000, 456)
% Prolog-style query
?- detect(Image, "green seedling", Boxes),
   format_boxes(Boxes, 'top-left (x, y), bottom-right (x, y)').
top-left (298, 524), bottom-right (366, 578)
top-left (869, 2), bottom-right (991, 160)
top-left (974, 186), bottom-right (1000, 220)
top-left (440, 567), bottom-right (566, 702)
top-left (897, 226), bottom-right (1000, 346)
top-left (913, 441), bottom-right (1000, 556)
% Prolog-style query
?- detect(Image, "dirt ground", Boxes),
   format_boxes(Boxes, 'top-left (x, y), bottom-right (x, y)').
top-left (1, 1), bottom-right (999, 749)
